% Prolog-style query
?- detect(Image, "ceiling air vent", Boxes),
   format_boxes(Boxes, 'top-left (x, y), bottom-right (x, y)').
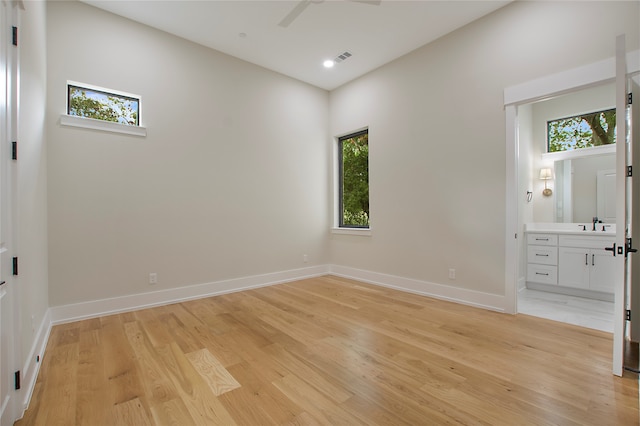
top-left (334, 51), bottom-right (352, 63)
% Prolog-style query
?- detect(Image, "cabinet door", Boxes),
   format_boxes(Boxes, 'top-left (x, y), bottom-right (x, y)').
top-left (558, 247), bottom-right (590, 289)
top-left (590, 248), bottom-right (616, 293)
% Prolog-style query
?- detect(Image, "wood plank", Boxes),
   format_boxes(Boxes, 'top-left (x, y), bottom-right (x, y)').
top-left (185, 348), bottom-right (241, 396)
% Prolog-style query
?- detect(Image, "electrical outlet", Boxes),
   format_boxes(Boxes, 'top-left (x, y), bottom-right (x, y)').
top-left (448, 268), bottom-right (456, 280)
top-left (149, 273), bottom-right (158, 285)
top-left (31, 315), bottom-right (35, 332)
top-left (303, 254), bottom-right (309, 263)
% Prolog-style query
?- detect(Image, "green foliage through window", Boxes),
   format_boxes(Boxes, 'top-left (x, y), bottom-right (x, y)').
top-left (547, 108), bottom-right (615, 153)
top-left (339, 130), bottom-right (369, 228)
top-left (68, 84), bottom-right (140, 126)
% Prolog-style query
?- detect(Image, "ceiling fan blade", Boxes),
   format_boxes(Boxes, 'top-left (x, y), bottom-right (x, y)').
top-left (349, 0), bottom-right (382, 5)
top-left (278, 0), bottom-right (313, 28)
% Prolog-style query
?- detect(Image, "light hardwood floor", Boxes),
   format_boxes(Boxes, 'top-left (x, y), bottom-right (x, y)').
top-left (16, 276), bottom-right (639, 425)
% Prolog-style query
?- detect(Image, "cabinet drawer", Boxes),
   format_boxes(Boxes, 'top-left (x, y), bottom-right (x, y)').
top-left (559, 235), bottom-right (615, 250)
top-left (527, 246), bottom-right (557, 265)
top-left (527, 264), bottom-right (557, 285)
top-left (527, 233), bottom-right (558, 246)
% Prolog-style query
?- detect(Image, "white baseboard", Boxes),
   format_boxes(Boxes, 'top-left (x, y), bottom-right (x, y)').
top-left (50, 265), bottom-right (330, 325)
top-left (19, 308), bottom-right (51, 417)
top-left (328, 264), bottom-right (506, 312)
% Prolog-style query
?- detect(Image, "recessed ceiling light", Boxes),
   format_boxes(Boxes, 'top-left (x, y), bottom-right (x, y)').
top-left (323, 60), bottom-right (335, 68)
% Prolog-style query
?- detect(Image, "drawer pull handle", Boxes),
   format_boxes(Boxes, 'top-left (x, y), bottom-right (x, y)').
top-left (592, 254), bottom-right (595, 266)
top-left (535, 254), bottom-right (549, 257)
top-left (585, 253), bottom-right (588, 265)
top-left (535, 238), bottom-right (549, 241)
top-left (535, 272), bottom-right (549, 276)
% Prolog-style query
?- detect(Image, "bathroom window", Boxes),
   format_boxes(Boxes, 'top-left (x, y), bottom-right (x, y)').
top-left (547, 108), bottom-right (615, 153)
top-left (67, 82), bottom-right (140, 126)
top-left (338, 129), bottom-right (369, 228)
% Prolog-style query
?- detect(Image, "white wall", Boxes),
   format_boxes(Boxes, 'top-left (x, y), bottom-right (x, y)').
top-left (329, 1), bottom-right (639, 298)
top-left (46, 1), bottom-right (330, 307)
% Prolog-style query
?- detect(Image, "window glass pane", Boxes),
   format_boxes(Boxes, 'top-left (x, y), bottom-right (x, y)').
top-left (68, 84), bottom-right (140, 126)
top-left (340, 130), bottom-right (369, 228)
top-left (547, 108), bottom-right (615, 153)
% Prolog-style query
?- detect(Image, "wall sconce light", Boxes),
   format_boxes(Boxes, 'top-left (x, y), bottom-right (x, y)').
top-left (539, 168), bottom-right (553, 197)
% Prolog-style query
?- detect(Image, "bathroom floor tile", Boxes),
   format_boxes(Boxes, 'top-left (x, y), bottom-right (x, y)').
top-left (518, 288), bottom-right (613, 333)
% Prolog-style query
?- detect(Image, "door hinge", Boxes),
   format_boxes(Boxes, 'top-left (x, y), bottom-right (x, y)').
top-left (628, 92), bottom-right (633, 105)
top-left (11, 141), bottom-right (17, 160)
top-left (626, 310), bottom-right (632, 321)
top-left (12, 257), bottom-right (18, 276)
top-left (628, 166), bottom-right (633, 177)
top-left (14, 371), bottom-right (20, 390)
top-left (12, 26), bottom-right (17, 46)
top-left (627, 238), bottom-right (638, 257)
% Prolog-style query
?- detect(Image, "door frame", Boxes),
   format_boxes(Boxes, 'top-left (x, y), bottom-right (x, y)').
top-left (504, 48), bottom-right (640, 376)
top-left (0, 1), bottom-right (22, 424)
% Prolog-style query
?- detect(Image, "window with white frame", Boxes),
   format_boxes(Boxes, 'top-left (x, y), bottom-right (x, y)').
top-left (67, 82), bottom-right (140, 126)
top-left (338, 129), bottom-right (369, 228)
top-left (547, 108), bottom-right (616, 153)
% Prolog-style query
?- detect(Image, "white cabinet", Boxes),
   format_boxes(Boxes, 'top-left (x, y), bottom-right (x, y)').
top-left (558, 247), bottom-right (591, 289)
top-left (526, 231), bottom-right (616, 298)
top-left (526, 233), bottom-right (558, 285)
top-left (558, 235), bottom-right (615, 293)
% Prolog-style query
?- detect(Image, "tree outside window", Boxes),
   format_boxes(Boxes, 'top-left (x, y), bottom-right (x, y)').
top-left (547, 108), bottom-right (615, 153)
top-left (339, 130), bottom-right (369, 228)
top-left (68, 84), bottom-right (140, 126)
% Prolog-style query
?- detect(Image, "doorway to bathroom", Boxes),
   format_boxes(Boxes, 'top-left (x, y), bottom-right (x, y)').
top-left (516, 82), bottom-right (617, 333)
top-left (504, 41), bottom-right (640, 376)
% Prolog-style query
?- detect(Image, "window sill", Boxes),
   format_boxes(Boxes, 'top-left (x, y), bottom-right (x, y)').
top-left (60, 114), bottom-right (147, 137)
top-left (331, 227), bottom-right (371, 236)
top-left (541, 144), bottom-right (614, 162)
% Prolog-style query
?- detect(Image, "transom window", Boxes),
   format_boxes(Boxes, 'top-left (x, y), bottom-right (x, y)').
top-left (547, 108), bottom-right (616, 153)
top-left (67, 82), bottom-right (140, 126)
top-left (338, 129), bottom-right (369, 228)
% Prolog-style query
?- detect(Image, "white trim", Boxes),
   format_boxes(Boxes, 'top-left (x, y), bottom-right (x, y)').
top-left (59, 114), bottom-right (147, 137)
top-left (329, 264), bottom-right (506, 313)
top-left (50, 265), bottom-right (329, 324)
top-left (18, 309), bottom-right (51, 419)
top-left (330, 227), bottom-right (371, 236)
top-left (504, 50), bottom-right (640, 107)
top-left (541, 144), bottom-right (615, 162)
top-left (504, 105), bottom-right (518, 315)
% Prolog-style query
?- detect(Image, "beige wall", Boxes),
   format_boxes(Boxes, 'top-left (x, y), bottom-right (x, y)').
top-left (42, 0), bottom-right (640, 307)
top-left (19, 0), bottom-right (48, 367)
top-left (329, 1), bottom-right (640, 296)
top-left (46, 1), bottom-right (330, 306)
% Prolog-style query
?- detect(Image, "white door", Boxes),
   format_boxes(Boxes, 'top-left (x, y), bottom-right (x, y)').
top-left (611, 35), bottom-right (636, 376)
top-left (0, 1), bottom-right (20, 424)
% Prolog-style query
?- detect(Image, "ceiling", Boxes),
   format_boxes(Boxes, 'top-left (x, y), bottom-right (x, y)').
top-left (82, 0), bottom-right (512, 91)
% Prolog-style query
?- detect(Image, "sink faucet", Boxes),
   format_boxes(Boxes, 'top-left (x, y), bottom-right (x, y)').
top-left (592, 216), bottom-right (599, 231)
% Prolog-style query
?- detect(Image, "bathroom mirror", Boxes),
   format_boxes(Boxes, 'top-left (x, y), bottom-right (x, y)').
top-left (527, 82), bottom-right (616, 224)
top-left (553, 154), bottom-right (616, 223)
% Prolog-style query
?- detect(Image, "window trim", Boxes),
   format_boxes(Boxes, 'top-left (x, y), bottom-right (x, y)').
top-left (336, 128), bottom-right (370, 230)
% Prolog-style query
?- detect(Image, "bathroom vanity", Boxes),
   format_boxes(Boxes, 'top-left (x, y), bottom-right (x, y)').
top-left (525, 223), bottom-right (616, 301)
